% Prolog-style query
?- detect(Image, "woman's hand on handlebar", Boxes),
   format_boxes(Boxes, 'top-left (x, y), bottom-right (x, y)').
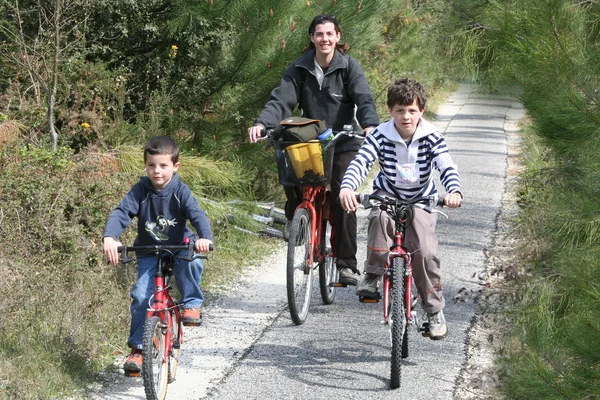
top-left (248, 124), bottom-right (265, 143)
top-left (103, 236), bottom-right (122, 265)
top-left (444, 192), bottom-right (462, 208)
top-left (339, 188), bottom-right (360, 212)
top-left (195, 238), bottom-right (213, 253)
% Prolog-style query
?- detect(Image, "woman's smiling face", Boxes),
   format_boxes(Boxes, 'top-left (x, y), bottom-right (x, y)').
top-left (310, 22), bottom-right (340, 58)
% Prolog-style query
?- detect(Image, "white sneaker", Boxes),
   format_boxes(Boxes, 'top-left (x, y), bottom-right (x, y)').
top-left (427, 310), bottom-right (447, 340)
top-left (338, 268), bottom-right (359, 286)
top-left (356, 273), bottom-right (380, 297)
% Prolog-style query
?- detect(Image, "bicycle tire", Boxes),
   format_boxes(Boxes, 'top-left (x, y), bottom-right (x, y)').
top-left (286, 208), bottom-right (313, 325)
top-left (168, 308), bottom-right (181, 383)
top-left (259, 226), bottom-right (284, 239)
top-left (142, 315), bottom-right (169, 400)
top-left (390, 257), bottom-right (408, 390)
top-left (318, 218), bottom-right (336, 304)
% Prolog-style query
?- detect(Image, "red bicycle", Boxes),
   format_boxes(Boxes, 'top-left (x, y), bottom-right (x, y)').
top-left (118, 239), bottom-right (212, 400)
top-left (356, 193), bottom-right (445, 389)
top-left (266, 126), bottom-right (363, 324)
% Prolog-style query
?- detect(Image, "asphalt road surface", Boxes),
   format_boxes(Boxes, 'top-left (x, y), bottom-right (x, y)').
top-left (91, 83), bottom-right (525, 400)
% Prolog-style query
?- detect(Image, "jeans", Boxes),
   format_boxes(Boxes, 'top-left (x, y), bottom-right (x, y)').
top-left (128, 252), bottom-right (204, 348)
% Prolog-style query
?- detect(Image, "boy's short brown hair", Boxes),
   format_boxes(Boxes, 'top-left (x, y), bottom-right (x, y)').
top-left (144, 136), bottom-right (180, 163)
top-left (387, 78), bottom-right (427, 110)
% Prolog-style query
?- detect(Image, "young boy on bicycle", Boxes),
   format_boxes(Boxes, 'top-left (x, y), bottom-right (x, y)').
top-left (339, 78), bottom-right (462, 340)
top-left (102, 135), bottom-right (214, 375)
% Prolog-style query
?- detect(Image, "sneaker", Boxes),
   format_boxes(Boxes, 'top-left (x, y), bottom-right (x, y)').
top-left (123, 348), bottom-right (143, 375)
top-left (356, 273), bottom-right (380, 297)
top-left (428, 310), bottom-right (447, 340)
top-left (338, 268), bottom-right (359, 286)
top-left (283, 220), bottom-right (292, 242)
top-left (182, 308), bottom-right (202, 326)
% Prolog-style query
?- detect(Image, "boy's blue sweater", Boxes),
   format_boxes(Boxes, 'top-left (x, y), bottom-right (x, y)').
top-left (103, 174), bottom-right (213, 245)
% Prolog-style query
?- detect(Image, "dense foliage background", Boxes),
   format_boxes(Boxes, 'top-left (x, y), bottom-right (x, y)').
top-left (1, 0), bottom-right (598, 398)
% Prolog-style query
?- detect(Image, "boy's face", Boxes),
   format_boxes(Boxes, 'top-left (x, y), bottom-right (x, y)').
top-left (145, 153), bottom-right (180, 190)
top-left (389, 99), bottom-right (424, 140)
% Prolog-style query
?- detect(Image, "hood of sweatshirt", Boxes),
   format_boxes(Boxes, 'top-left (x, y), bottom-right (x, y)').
top-left (139, 173), bottom-right (181, 198)
top-left (377, 118), bottom-right (438, 144)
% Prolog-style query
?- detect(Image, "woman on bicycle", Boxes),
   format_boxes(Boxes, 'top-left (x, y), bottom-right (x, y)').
top-left (248, 14), bottom-right (379, 286)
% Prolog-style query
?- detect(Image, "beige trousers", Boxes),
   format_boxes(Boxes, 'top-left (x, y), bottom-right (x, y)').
top-left (364, 193), bottom-right (445, 313)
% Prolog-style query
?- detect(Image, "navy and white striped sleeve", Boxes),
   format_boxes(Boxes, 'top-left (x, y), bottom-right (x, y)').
top-left (430, 133), bottom-right (461, 194)
top-left (341, 134), bottom-right (378, 191)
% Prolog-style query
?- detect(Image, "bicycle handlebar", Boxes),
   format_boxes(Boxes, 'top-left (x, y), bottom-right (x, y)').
top-left (259, 124), bottom-right (365, 145)
top-left (117, 242), bottom-right (214, 264)
top-left (356, 193), bottom-right (446, 215)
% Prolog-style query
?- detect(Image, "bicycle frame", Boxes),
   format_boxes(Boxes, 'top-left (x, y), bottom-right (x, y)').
top-left (147, 254), bottom-right (181, 364)
top-left (296, 185), bottom-right (331, 269)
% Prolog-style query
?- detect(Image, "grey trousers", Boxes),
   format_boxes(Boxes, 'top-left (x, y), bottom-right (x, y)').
top-left (364, 194), bottom-right (445, 313)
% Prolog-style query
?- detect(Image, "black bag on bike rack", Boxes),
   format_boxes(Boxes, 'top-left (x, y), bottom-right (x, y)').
top-left (276, 117), bottom-right (327, 143)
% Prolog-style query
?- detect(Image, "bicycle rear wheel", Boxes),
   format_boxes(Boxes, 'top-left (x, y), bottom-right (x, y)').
top-left (318, 217), bottom-right (336, 304)
top-left (286, 207), bottom-right (313, 325)
top-left (390, 257), bottom-right (408, 390)
top-left (142, 315), bottom-right (169, 400)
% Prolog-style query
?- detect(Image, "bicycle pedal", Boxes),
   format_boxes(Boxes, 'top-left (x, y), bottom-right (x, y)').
top-left (359, 294), bottom-right (380, 303)
top-left (124, 371), bottom-right (141, 377)
top-left (330, 282), bottom-right (347, 287)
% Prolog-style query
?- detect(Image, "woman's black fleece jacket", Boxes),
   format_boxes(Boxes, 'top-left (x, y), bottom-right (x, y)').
top-left (255, 48), bottom-right (379, 154)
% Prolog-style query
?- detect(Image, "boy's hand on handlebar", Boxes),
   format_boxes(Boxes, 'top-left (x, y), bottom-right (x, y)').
top-left (103, 236), bottom-right (122, 265)
top-left (339, 188), bottom-right (359, 212)
top-left (444, 192), bottom-right (462, 208)
top-left (248, 124), bottom-right (265, 143)
top-left (195, 238), bottom-right (213, 253)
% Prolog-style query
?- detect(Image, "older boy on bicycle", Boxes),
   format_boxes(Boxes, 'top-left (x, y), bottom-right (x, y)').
top-left (339, 78), bottom-right (462, 340)
top-left (102, 136), bottom-right (214, 375)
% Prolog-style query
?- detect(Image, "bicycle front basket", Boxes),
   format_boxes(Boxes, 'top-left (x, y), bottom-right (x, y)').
top-left (273, 140), bottom-right (336, 187)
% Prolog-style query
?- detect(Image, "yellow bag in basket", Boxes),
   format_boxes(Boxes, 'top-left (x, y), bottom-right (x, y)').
top-left (287, 141), bottom-right (324, 178)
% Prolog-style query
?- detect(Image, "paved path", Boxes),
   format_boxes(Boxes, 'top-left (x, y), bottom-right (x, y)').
top-left (90, 83), bottom-right (525, 400)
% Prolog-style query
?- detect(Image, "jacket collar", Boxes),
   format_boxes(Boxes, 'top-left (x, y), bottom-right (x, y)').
top-left (295, 48), bottom-right (348, 75)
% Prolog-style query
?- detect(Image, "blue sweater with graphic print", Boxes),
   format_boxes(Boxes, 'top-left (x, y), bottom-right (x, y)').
top-left (341, 118), bottom-right (461, 203)
top-left (103, 174), bottom-right (213, 245)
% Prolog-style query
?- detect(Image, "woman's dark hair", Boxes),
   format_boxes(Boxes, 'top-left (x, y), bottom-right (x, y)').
top-left (144, 135), bottom-right (180, 163)
top-left (306, 14), bottom-right (349, 54)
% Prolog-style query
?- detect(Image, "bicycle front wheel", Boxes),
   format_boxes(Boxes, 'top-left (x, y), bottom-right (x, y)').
top-left (390, 257), bottom-right (408, 390)
top-left (142, 316), bottom-right (169, 400)
top-left (286, 208), bottom-right (313, 325)
top-left (318, 217), bottom-right (336, 304)
top-left (168, 308), bottom-right (181, 383)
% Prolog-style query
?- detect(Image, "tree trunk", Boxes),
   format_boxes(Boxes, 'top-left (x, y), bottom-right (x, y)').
top-left (48, 0), bottom-right (61, 152)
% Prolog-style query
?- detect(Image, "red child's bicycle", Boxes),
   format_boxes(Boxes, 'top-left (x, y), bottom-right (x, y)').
top-left (356, 193), bottom-right (446, 390)
top-left (266, 126), bottom-right (363, 324)
top-left (118, 239), bottom-right (212, 400)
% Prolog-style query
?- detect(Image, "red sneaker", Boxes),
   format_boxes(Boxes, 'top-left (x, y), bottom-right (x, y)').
top-left (123, 348), bottom-right (143, 376)
top-left (182, 308), bottom-right (202, 326)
